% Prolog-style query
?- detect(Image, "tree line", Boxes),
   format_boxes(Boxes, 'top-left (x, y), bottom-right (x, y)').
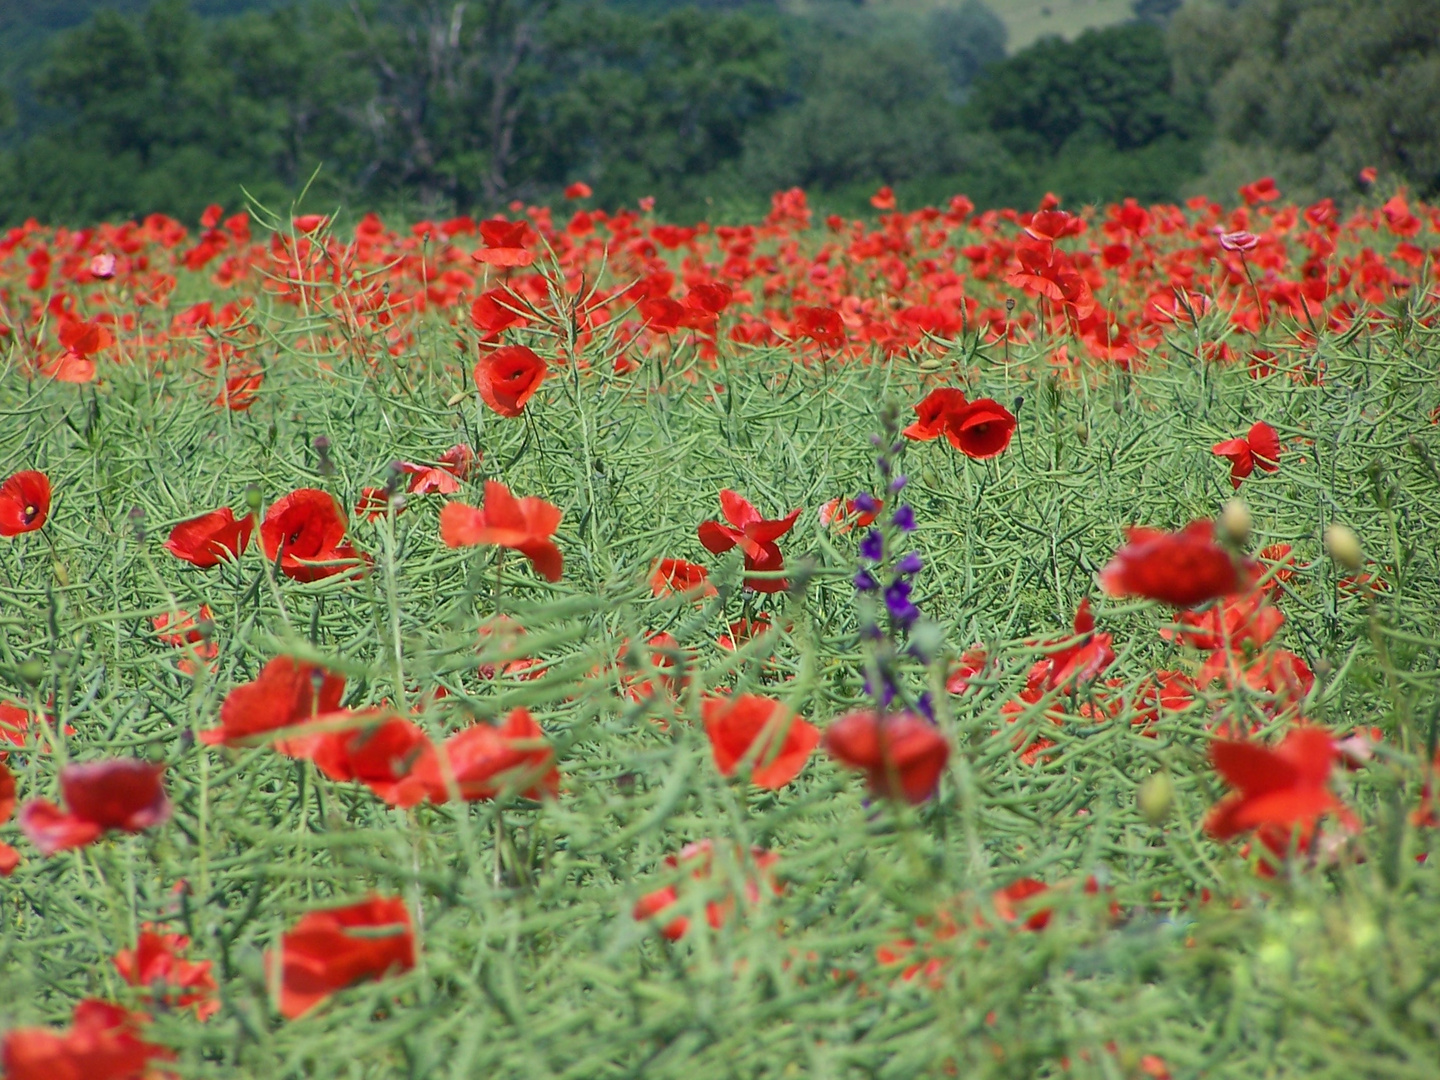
top-left (0, 0), bottom-right (1433, 226)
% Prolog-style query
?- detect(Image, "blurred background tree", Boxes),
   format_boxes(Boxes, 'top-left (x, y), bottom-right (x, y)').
top-left (0, 0), bottom-right (1434, 225)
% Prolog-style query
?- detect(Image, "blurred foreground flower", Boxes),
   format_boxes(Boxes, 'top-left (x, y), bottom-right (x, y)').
top-left (1, 999), bottom-right (171, 1080)
top-left (19, 760), bottom-right (170, 856)
top-left (440, 480), bottom-right (563, 582)
top-left (270, 895), bottom-right (416, 1019)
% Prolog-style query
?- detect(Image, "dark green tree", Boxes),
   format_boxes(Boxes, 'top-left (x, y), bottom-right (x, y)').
top-left (927, 0), bottom-right (1007, 98)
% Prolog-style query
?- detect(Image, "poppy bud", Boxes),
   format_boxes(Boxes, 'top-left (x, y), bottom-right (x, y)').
top-left (17, 658), bottom-right (46, 684)
top-left (245, 485), bottom-right (263, 515)
top-left (1324, 524), bottom-right (1363, 571)
top-left (1138, 772), bottom-right (1174, 825)
top-left (1073, 423), bottom-right (1089, 445)
top-left (1219, 498), bottom-right (1251, 546)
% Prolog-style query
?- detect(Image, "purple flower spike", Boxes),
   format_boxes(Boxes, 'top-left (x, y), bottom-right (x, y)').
top-left (884, 579), bottom-right (920, 627)
top-left (860, 529), bottom-right (884, 562)
top-left (892, 505), bottom-right (916, 532)
top-left (897, 551), bottom-right (924, 575)
top-left (889, 474), bottom-right (908, 493)
top-left (853, 570), bottom-right (879, 592)
top-left (854, 492), bottom-right (880, 515)
top-left (916, 692), bottom-right (935, 722)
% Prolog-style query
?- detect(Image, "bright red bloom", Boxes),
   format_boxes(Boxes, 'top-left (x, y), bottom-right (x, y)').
top-left (469, 287), bottom-right (529, 336)
top-left (292, 214), bottom-right (328, 233)
top-left (1, 999), bottom-right (171, 1080)
top-left (697, 490), bottom-right (801, 594)
top-left (946, 647), bottom-right (990, 695)
top-left (1161, 590), bottom-right (1283, 651)
top-left (947, 398), bottom-right (1017, 459)
top-left (439, 480), bottom-right (564, 582)
top-left (271, 895), bottom-right (416, 1019)
top-left (164, 507), bottom-right (253, 567)
top-left (153, 606), bottom-right (218, 661)
top-left (0, 760), bottom-right (18, 875)
top-left (564, 181), bottom-right (593, 199)
top-left (1239, 176), bottom-right (1280, 205)
top-left (823, 711), bottom-right (950, 804)
top-left (1036, 598), bottom-right (1115, 690)
top-left (473, 219), bottom-right (534, 268)
top-left (0, 471), bottom-right (51, 536)
top-left (203, 656), bottom-right (346, 747)
top-left (650, 557), bottom-right (716, 598)
top-left (1206, 727), bottom-right (1341, 850)
top-left (114, 927), bottom-right (219, 1020)
top-left (1100, 520), bottom-right (1252, 608)
top-left (19, 759), bottom-right (170, 856)
top-left (305, 712), bottom-right (442, 809)
top-left (474, 345), bottom-right (547, 418)
top-left (419, 707), bottom-right (559, 801)
top-left (702, 694), bottom-right (819, 789)
top-left (1211, 421), bottom-right (1281, 488)
top-left (904, 388), bottom-right (969, 441)
top-left (870, 185), bottom-right (896, 210)
top-left (792, 305), bottom-right (844, 348)
top-left (260, 489), bottom-right (363, 582)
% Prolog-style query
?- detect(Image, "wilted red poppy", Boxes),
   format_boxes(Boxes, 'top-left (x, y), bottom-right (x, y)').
top-left (474, 345), bottom-right (546, 418)
top-left (261, 489), bottom-right (364, 581)
top-left (0, 471), bottom-right (51, 536)
top-left (114, 928), bottom-right (218, 1020)
top-left (419, 707), bottom-right (558, 801)
top-left (304, 711), bottom-right (441, 809)
top-left (697, 490), bottom-right (801, 594)
top-left (1206, 727), bottom-right (1342, 849)
top-left (650, 557), bottom-right (715, 598)
top-left (823, 711), bottom-right (950, 804)
top-left (271, 894), bottom-right (416, 1019)
top-left (0, 761), bottom-right (18, 875)
top-left (473, 219), bottom-right (534, 268)
top-left (203, 655), bottom-right (346, 747)
top-left (947, 398), bottom-right (1017, 459)
top-left (164, 507), bottom-right (253, 567)
top-left (1211, 421), bottom-right (1281, 488)
top-left (439, 480), bottom-right (563, 582)
top-left (702, 694), bottom-right (819, 789)
top-left (1, 999), bottom-right (171, 1080)
top-left (1099, 520), bottom-right (1252, 608)
top-left (19, 759), bottom-right (170, 856)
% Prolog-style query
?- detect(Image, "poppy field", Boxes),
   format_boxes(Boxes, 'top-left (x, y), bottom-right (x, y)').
top-left (1, 182), bottom-right (1439, 1079)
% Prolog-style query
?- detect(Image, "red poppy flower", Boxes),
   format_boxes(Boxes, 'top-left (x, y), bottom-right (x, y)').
top-left (903, 388), bottom-right (969, 441)
top-left (399, 444), bottom-right (478, 495)
top-left (474, 345), bottom-right (547, 418)
top-left (823, 711), bottom-right (950, 804)
top-left (292, 214), bottom-right (328, 233)
top-left (1036, 598), bottom-right (1115, 691)
top-left (271, 895), bottom-right (416, 1019)
top-left (946, 647), bottom-right (990, 695)
top-left (41, 351), bottom-right (97, 383)
top-left (419, 707), bottom-right (558, 801)
top-left (439, 480), bottom-right (563, 582)
top-left (304, 712), bottom-right (442, 809)
top-left (632, 841), bottom-right (780, 941)
top-left (1211, 421), bottom-right (1281, 488)
top-left (1160, 590), bottom-right (1283, 651)
top-left (0, 471), bottom-right (51, 536)
top-left (991, 878), bottom-right (1053, 931)
top-left (470, 287), bottom-right (529, 336)
top-left (19, 759), bottom-right (170, 856)
top-left (564, 181), bottom-right (593, 199)
top-left (164, 507), bottom-right (253, 567)
top-left (355, 487), bottom-right (394, 521)
top-left (792, 305), bottom-right (844, 348)
top-left (153, 606), bottom-right (218, 661)
top-left (473, 219), bottom-right (535, 268)
top-left (1099, 519), bottom-right (1253, 608)
top-left (261, 489), bottom-right (364, 582)
top-left (697, 490), bottom-right (801, 594)
top-left (1, 999), bottom-right (172, 1080)
top-left (203, 656), bottom-right (346, 747)
top-left (870, 185), bottom-right (896, 210)
top-left (114, 927), bottom-right (218, 1020)
top-left (0, 761), bottom-right (18, 875)
top-left (1206, 726), bottom-right (1341, 843)
top-left (702, 694), bottom-right (819, 789)
top-left (215, 371), bottom-right (263, 410)
top-left (819, 497), bottom-right (880, 532)
top-left (946, 398), bottom-right (1017, 459)
top-left (650, 558), bottom-right (716, 598)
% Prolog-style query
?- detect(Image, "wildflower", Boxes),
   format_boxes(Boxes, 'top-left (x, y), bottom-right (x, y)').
top-left (472, 219), bottom-right (534, 268)
top-left (19, 759), bottom-right (170, 856)
top-left (260, 489), bottom-right (364, 582)
top-left (439, 480), bottom-right (564, 582)
top-left (702, 694), bottom-right (819, 790)
top-left (474, 345), bottom-right (547, 418)
top-left (0, 471), bottom-right (51, 536)
top-left (697, 490), bottom-right (802, 593)
top-left (903, 388), bottom-right (970, 441)
top-left (0, 761), bottom-right (18, 875)
top-left (304, 711), bottom-right (442, 809)
top-left (202, 656), bottom-right (346, 747)
top-left (114, 927), bottom-right (219, 1020)
top-left (650, 558), bottom-right (715, 598)
top-left (947, 398), bottom-right (1017, 459)
top-left (820, 496), bottom-right (881, 532)
top-left (271, 895), bottom-right (416, 1019)
top-left (418, 708), bottom-right (558, 802)
top-left (632, 841), bottom-right (780, 941)
top-left (823, 710), bottom-right (950, 804)
top-left (163, 507), bottom-right (254, 567)
top-left (1, 999), bottom-right (171, 1080)
top-left (1100, 519), bottom-right (1253, 608)
top-left (1211, 421), bottom-right (1281, 488)
top-left (564, 181), bottom-right (593, 199)
top-left (398, 444), bottom-right (478, 495)
top-left (991, 878), bottom-right (1053, 931)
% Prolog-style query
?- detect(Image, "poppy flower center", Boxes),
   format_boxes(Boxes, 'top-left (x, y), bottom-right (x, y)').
top-left (22, 504), bottom-right (37, 522)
